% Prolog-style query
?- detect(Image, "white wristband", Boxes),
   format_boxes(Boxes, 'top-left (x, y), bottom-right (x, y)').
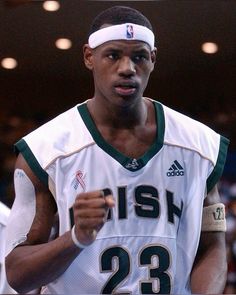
top-left (71, 225), bottom-right (88, 249)
top-left (201, 203), bottom-right (226, 232)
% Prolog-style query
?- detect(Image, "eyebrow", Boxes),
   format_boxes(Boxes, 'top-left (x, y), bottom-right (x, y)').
top-left (102, 45), bottom-right (150, 54)
top-left (102, 39), bottom-right (150, 49)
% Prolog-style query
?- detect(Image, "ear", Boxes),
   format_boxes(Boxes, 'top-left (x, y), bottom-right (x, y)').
top-left (83, 44), bottom-right (94, 70)
top-left (151, 47), bottom-right (157, 64)
top-left (150, 47), bottom-right (157, 72)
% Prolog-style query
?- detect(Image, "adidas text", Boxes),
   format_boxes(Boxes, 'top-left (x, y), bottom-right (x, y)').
top-left (167, 170), bottom-right (184, 177)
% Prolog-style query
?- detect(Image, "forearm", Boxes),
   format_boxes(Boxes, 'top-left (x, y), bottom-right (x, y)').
top-left (190, 233), bottom-right (227, 294)
top-left (6, 230), bottom-right (80, 293)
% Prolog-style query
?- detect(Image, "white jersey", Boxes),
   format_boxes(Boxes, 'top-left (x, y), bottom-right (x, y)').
top-left (0, 202), bottom-right (16, 294)
top-left (13, 100), bottom-right (229, 294)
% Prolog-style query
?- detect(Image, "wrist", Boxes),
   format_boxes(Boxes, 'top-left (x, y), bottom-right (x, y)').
top-left (71, 225), bottom-right (88, 249)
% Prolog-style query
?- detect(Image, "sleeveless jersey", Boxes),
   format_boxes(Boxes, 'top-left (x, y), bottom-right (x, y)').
top-left (14, 100), bottom-right (229, 294)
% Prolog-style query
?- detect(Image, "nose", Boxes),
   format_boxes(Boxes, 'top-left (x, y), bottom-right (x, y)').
top-left (117, 57), bottom-right (136, 77)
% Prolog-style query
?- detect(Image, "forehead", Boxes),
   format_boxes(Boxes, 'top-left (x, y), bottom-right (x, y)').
top-left (95, 39), bottom-right (151, 52)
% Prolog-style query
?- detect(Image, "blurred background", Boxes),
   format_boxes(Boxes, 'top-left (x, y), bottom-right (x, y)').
top-left (0, 0), bottom-right (236, 293)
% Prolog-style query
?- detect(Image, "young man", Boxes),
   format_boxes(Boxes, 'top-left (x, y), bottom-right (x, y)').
top-left (5, 5), bottom-right (229, 294)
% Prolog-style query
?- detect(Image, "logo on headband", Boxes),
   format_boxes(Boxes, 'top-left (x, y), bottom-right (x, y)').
top-left (126, 25), bottom-right (134, 39)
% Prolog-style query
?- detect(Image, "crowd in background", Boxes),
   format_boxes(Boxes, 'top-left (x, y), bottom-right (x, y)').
top-left (220, 178), bottom-right (236, 293)
top-left (0, 111), bottom-right (41, 207)
top-left (0, 112), bottom-right (236, 293)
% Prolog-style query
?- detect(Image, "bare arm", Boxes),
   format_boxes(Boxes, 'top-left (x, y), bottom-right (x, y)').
top-left (190, 185), bottom-right (227, 294)
top-left (6, 154), bottom-right (114, 293)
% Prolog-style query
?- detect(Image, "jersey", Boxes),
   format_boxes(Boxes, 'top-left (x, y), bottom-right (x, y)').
top-left (0, 202), bottom-right (16, 294)
top-left (13, 100), bottom-right (229, 294)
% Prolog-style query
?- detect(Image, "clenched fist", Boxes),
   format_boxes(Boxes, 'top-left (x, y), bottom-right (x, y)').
top-left (72, 189), bottom-right (115, 246)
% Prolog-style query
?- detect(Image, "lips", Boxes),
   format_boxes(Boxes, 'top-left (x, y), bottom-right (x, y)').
top-left (114, 81), bottom-right (138, 96)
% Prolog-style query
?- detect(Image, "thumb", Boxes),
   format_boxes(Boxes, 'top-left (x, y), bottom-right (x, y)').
top-left (102, 188), bottom-right (115, 208)
top-left (105, 195), bottom-right (115, 208)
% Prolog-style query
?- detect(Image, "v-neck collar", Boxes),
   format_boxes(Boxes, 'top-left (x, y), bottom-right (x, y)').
top-left (77, 100), bottom-right (165, 171)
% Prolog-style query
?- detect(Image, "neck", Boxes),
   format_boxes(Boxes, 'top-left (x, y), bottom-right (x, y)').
top-left (87, 97), bottom-right (148, 129)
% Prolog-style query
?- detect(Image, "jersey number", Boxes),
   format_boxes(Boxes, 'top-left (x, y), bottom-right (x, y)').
top-left (100, 245), bottom-right (171, 294)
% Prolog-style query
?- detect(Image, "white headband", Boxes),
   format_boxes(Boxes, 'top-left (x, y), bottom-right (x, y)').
top-left (88, 23), bottom-right (155, 50)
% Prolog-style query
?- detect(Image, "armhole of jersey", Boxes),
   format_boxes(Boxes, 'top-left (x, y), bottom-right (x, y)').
top-left (14, 138), bottom-right (49, 187)
top-left (206, 135), bottom-right (229, 193)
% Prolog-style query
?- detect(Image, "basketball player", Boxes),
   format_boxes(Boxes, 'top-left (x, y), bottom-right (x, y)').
top-left (5, 6), bottom-right (229, 294)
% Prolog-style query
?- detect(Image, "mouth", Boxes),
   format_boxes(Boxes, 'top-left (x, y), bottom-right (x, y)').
top-left (114, 81), bottom-right (138, 96)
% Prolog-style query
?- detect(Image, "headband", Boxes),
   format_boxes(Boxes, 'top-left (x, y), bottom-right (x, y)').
top-left (88, 23), bottom-right (155, 50)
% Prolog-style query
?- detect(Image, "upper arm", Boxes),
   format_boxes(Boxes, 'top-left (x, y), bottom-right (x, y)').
top-left (191, 185), bottom-right (227, 292)
top-left (195, 184), bottom-right (226, 264)
top-left (6, 153), bottom-right (57, 253)
top-left (203, 184), bottom-right (221, 207)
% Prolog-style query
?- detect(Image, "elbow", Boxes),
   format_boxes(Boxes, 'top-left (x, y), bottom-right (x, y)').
top-left (5, 257), bottom-right (21, 293)
top-left (5, 255), bottom-right (31, 293)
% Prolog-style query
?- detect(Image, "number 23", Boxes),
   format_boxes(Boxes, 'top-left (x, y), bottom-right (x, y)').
top-left (100, 245), bottom-right (171, 294)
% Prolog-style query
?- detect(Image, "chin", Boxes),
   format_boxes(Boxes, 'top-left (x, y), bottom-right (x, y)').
top-left (115, 95), bottom-right (140, 108)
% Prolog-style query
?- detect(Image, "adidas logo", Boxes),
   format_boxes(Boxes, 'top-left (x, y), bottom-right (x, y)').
top-left (125, 158), bottom-right (139, 170)
top-left (167, 160), bottom-right (184, 177)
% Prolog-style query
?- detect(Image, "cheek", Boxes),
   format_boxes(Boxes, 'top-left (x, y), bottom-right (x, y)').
top-left (93, 63), bottom-right (114, 83)
top-left (93, 66), bottom-right (105, 81)
top-left (93, 64), bottom-right (108, 80)
top-left (140, 69), bottom-right (152, 83)
top-left (93, 68), bottom-right (113, 94)
top-left (137, 71), bottom-right (152, 92)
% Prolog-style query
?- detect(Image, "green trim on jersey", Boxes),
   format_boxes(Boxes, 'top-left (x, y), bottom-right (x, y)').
top-left (206, 135), bottom-right (229, 193)
top-left (14, 139), bottom-right (49, 187)
top-left (78, 101), bottom-right (165, 172)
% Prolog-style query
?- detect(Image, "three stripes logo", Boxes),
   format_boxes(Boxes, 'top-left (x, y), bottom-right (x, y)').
top-left (167, 160), bottom-right (184, 177)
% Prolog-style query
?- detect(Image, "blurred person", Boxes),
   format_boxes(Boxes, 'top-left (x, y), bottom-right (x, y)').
top-left (5, 5), bottom-right (229, 294)
top-left (0, 201), bottom-right (16, 294)
top-left (224, 183), bottom-right (236, 293)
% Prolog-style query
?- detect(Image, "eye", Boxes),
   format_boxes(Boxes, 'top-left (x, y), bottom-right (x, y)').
top-left (107, 53), bottom-right (119, 60)
top-left (133, 54), bottom-right (149, 62)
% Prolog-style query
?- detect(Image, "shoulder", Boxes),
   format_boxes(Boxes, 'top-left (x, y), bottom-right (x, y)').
top-left (21, 103), bottom-right (85, 146)
top-left (14, 102), bottom-right (93, 170)
top-left (155, 101), bottom-right (229, 165)
top-left (163, 103), bottom-right (217, 139)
